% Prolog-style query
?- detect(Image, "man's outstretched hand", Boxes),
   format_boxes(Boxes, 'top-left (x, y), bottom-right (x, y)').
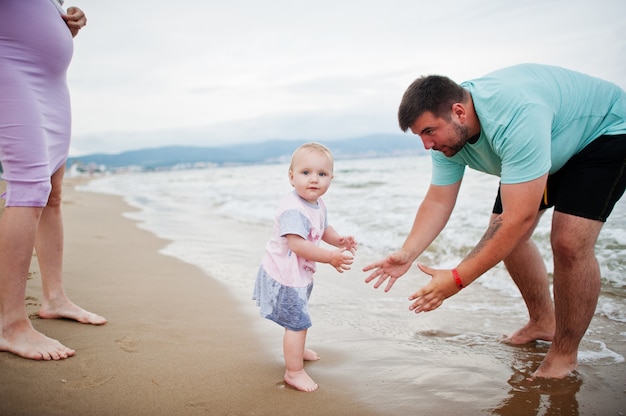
top-left (408, 264), bottom-right (460, 313)
top-left (363, 250), bottom-right (413, 292)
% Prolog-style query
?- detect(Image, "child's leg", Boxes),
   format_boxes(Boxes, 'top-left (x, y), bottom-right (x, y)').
top-left (283, 329), bottom-right (318, 392)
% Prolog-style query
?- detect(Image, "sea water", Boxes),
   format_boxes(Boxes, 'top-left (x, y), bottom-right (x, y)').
top-left (78, 154), bottom-right (626, 412)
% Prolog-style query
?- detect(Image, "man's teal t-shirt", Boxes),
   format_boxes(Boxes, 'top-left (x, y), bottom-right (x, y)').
top-left (431, 64), bottom-right (626, 186)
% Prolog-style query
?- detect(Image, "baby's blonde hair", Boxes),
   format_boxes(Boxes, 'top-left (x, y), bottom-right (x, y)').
top-left (288, 142), bottom-right (334, 172)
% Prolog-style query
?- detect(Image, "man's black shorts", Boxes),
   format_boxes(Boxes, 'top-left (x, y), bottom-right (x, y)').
top-left (492, 134), bottom-right (626, 222)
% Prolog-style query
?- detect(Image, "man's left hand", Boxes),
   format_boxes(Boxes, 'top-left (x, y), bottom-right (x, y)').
top-left (408, 264), bottom-right (461, 313)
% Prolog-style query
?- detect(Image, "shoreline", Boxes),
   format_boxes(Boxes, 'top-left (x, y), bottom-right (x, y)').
top-left (0, 179), bottom-right (381, 416)
top-left (1, 178), bottom-right (625, 415)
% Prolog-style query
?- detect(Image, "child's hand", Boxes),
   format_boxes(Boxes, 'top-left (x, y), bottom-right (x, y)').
top-left (330, 248), bottom-right (354, 273)
top-left (337, 235), bottom-right (358, 255)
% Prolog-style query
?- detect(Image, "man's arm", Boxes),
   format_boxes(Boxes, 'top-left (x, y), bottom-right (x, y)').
top-left (407, 174), bottom-right (547, 312)
top-left (459, 174), bottom-right (547, 282)
top-left (363, 181), bottom-right (461, 291)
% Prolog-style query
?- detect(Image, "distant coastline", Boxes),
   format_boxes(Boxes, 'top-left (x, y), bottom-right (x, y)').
top-left (66, 134), bottom-right (425, 174)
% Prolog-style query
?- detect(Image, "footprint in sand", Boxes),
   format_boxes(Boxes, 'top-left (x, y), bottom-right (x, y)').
top-left (25, 295), bottom-right (41, 319)
top-left (61, 358), bottom-right (115, 390)
top-left (185, 402), bottom-right (212, 410)
top-left (25, 295), bottom-right (39, 305)
top-left (62, 374), bottom-right (115, 390)
top-left (115, 336), bottom-right (139, 353)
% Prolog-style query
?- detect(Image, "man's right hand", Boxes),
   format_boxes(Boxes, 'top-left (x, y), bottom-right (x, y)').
top-left (363, 250), bottom-right (413, 292)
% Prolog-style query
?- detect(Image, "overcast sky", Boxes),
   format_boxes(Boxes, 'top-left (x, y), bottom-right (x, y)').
top-left (66, 0), bottom-right (626, 156)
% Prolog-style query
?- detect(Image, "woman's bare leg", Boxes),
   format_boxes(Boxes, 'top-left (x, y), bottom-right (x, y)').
top-left (35, 166), bottom-right (106, 325)
top-left (0, 204), bottom-right (75, 360)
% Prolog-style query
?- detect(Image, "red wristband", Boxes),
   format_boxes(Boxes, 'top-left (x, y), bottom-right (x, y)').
top-left (451, 269), bottom-right (464, 289)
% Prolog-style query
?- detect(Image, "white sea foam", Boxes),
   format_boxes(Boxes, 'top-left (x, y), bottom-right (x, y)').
top-left (578, 340), bottom-right (625, 365)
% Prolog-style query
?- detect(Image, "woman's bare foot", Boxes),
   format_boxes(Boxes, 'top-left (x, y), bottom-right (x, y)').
top-left (285, 369), bottom-right (319, 392)
top-left (39, 299), bottom-right (107, 325)
top-left (303, 348), bottom-right (320, 361)
top-left (500, 320), bottom-right (554, 345)
top-left (0, 319), bottom-right (75, 360)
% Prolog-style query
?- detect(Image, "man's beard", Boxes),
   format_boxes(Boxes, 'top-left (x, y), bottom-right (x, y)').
top-left (446, 123), bottom-right (472, 155)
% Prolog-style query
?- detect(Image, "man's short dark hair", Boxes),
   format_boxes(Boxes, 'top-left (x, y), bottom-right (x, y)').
top-left (398, 75), bottom-right (467, 131)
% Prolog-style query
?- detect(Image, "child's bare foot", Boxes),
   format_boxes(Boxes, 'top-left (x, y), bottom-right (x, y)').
top-left (39, 299), bottom-right (107, 325)
top-left (0, 319), bottom-right (75, 360)
top-left (303, 348), bottom-right (320, 361)
top-left (285, 369), bottom-right (318, 392)
top-left (500, 321), bottom-right (554, 345)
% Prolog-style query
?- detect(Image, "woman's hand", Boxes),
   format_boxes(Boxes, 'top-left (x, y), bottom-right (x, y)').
top-left (63, 7), bottom-right (87, 38)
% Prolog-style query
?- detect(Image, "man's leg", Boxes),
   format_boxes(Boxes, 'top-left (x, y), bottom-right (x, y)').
top-left (500, 211), bottom-right (556, 344)
top-left (35, 166), bottom-right (106, 325)
top-left (533, 211), bottom-right (603, 379)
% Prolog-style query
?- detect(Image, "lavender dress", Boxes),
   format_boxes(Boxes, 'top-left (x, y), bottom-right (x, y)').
top-left (0, 0), bottom-right (74, 207)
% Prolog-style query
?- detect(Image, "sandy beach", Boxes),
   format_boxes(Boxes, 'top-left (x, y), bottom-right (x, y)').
top-left (1, 178), bottom-right (625, 416)
top-left (0, 180), bottom-right (381, 416)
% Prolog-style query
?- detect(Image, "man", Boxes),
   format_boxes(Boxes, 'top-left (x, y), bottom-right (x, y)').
top-left (363, 63), bottom-right (626, 379)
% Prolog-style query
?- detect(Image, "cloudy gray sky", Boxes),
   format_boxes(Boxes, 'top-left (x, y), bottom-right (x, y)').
top-left (66, 0), bottom-right (626, 155)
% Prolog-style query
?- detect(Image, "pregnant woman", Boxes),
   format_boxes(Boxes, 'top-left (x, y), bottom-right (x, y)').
top-left (0, 0), bottom-right (106, 361)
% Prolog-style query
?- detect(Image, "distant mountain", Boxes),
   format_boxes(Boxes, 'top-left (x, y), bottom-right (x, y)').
top-left (67, 134), bottom-right (425, 171)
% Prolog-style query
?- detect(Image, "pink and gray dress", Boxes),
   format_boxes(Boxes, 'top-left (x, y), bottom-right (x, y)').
top-left (253, 191), bottom-right (328, 331)
top-left (0, 0), bottom-right (74, 207)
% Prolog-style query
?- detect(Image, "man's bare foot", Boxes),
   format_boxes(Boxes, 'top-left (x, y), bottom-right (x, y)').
top-left (303, 348), bottom-right (320, 361)
top-left (0, 320), bottom-right (75, 360)
top-left (39, 299), bottom-right (107, 325)
top-left (530, 351), bottom-right (578, 380)
top-left (500, 321), bottom-right (554, 345)
top-left (285, 369), bottom-right (319, 392)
